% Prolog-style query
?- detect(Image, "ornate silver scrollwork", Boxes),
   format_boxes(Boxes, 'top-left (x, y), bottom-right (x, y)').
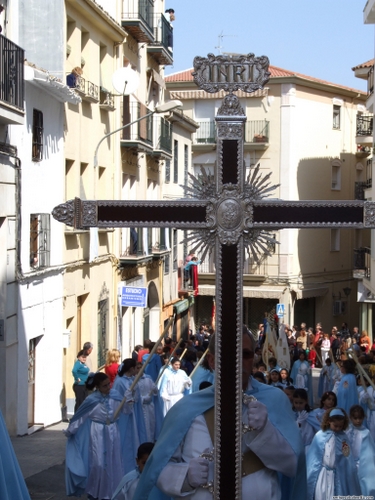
top-left (52, 200), bottom-right (75, 227)
top-left (199, 448), bottom-right (215, 494)
top-left (242, 394), bottom-right (258, 433)
top-left (364, 202), bottom-right (375, 227)
top-left (192, 53), bottom-right (271, 94)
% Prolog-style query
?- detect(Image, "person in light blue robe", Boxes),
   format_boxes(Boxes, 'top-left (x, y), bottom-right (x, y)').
top-left (345, 404), bottom-right (375, 498)
top-left (0, 409), bottom-right (31, 500)
top-left (133, 329), bottom-right (306, 500)
top-left (336, 359), bottom-right (359, 414)
top-left (307, 408), bottom-right (361, 500)
top-left (290, 352), bottom-right (314, 407)
top-left (65, 373), bottom-right (137, 498)
top-left (317, 358), bottom-right (335, 398)
top-left (113, 358), bottom-right (148, 446)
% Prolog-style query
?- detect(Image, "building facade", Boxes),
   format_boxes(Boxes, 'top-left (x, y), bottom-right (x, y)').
top-left (166, 66), bottom-right (369, 333)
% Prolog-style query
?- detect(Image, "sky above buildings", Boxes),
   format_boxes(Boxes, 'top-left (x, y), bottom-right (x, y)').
top-left (165, 0), bottom-right (374, 91)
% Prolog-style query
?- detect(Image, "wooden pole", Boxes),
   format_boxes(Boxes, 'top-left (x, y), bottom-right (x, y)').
top-left (347, 349), bottom-right (375, 392)
top-left (190, 348), bottom-right (209, 379)
top-left (113, 315), bottom-right (174, 420)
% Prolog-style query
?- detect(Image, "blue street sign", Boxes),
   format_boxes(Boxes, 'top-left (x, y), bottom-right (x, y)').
top-left (120, 286), bottom-right (147, 308)
top-left (276, 303), bottom-right (285, 317)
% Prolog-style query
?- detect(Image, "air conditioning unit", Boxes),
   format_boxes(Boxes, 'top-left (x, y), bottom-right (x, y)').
top-left (333, 300), bottom-right (346, 316)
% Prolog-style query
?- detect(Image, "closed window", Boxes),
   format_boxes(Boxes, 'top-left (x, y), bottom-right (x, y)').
top-left (173, 140), bottom-right (178, 183)
top-left (32, 109), bottom-right (43, 161)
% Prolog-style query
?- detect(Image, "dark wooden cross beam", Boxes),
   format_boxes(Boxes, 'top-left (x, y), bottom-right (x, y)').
top-left (52, 54), bottom-right (375, 499)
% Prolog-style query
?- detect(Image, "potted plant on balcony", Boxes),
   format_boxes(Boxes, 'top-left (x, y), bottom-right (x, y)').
top-left (253, 134), bottom-right (267, 143)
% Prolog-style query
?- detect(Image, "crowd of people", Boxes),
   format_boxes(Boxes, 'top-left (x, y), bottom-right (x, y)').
top-left (64, 319), bottom-right (375, 499)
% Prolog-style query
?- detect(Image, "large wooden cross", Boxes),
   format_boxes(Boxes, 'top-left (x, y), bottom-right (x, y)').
top-left (53, 54), bottom-right (375, 499)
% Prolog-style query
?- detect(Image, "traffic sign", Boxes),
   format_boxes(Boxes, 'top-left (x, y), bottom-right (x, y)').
top-left (276, 304), bottom-right (285, 317)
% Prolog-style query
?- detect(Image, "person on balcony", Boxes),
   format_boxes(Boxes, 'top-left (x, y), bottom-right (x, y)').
top-left (163, 8), bottom-right (175, 51)
top-left (66, 66), bottom-right (83, 88)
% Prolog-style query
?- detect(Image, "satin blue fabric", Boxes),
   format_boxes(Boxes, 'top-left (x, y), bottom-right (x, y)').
top-left (336, 373), bottom-right (359, 414)
top-left (191, 365), bottom-right (215, 392)
top-left (346, 423), bottom-right (375, 497)
top-left (134, 380), bottom-right (306, 500)
top-left (306, 429), bottom-right (361, 499)
top-left (65, 389), bottom-right (138, 496)
top-left (0, 410), bottom-right (31, 500)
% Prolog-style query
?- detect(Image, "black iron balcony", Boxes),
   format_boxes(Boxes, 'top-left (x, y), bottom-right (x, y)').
top-left (122, 0), bottom-right (154, 43)
top-left (147, 14), bottom-right (173, 66)
top-left (121, 101), bottom-right (153, 151)
top-left (0, 34), bottom-right (24, 110)
top-left (152, 116), bottom-right (172, 156)
top-left (355, 182), bottom-right (366, 200)
top-left (353, 247), bottom-right (371, 279)
top-left (356, 115), bottom-right (373, 136)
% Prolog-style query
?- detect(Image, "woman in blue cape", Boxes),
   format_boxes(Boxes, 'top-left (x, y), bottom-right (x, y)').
top-left (290, 351), bottom-right (314, 407)
top-left (307, 407), bottom-right (360, 499)
top-left (336, 359), bottom-right (359, 414)
top-left (317, 358), bottom-right (335, 398)
top-left (0, 409), bottom-right (31, 500)
top-left (113, 358), bottom-right (148, 446)
top-left (65, 372), bottom-right (136, 499)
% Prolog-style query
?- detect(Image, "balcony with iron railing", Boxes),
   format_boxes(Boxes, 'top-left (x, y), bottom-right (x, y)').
top-left (353, 247), bottom-right (371, 280)
top-left (356, 114), bottom-right (373, 150)
top-left (122, 0), bottom-right (154, 43)
top-left (67, 76), bottom-right (99, 103)
top-left (0, 34), bottom-right (25, 124)
top-left (152, 115), bottom-right (172, 157)
top-left (121, 101), bottom-right (153, 152)
top-left (192, 120), bottom-right (270, 151)
top-left (99, 88), bottom-right (115, 111)
top-left (120, 227), bottom-right (170, 266)
top-left (147, 14), bottom-right (173, 66)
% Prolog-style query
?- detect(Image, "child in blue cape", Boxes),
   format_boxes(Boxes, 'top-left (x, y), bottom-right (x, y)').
top-left (345, 404), bottom-right (375, 498)
top-left (112, 442), bottom-right (158, 500)
top-left (308, 391), bottom-right (337, 432)
top-left (293, 388), bottom-right (315, 453)
top-left (307, 407), bottom-right (361, 500)
top-left (317, 358), bottom-right (335, 397)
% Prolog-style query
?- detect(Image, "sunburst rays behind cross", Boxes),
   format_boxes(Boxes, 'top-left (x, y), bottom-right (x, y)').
top-left (181, 163), bottom-right (280, 264)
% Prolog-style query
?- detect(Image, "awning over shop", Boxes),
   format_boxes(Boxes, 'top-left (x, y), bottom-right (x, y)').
top-left (293, 287), bottom-right (328, 300)
top-left (198, 285), bottom-right (283, 299)
top-left (173, 295), bottom-right (194, 315)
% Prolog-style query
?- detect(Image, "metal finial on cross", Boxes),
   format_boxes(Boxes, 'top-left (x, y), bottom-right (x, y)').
top-left (52, 53), bottom-right (375, 499)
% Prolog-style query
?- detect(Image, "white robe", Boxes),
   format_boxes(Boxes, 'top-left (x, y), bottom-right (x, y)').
top-left (156, 380), bottom-right (297, 499)
top-left (159, 368), bottom-right (192, 416)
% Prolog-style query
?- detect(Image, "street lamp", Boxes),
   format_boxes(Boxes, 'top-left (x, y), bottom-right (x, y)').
top-left (93, 100), bottom-right (182, 168)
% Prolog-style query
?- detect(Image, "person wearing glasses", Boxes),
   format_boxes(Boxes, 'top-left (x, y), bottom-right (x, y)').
top-left (133, 326), bottom-right (306, 500)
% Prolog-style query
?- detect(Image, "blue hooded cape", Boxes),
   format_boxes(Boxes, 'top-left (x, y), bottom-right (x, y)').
top-left (65, 388), bottom-right (138, 496)
top-left (133, 380), bottom-right (306, 500)
top-left (0, 410), bottom-right (31, 500)
top-left (307, 429), bottom-right (361, 499)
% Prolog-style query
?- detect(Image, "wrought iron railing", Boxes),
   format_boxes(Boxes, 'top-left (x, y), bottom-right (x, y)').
top-left (152, 14), bottom-right (173, 51)
top-left (368, 66), bottom-right (374, 96)
top-left (122, 0), bottom-right (154, 31)
top-left (154, 115), bottom-right (172, 152)
top-left (354, 247), bottom-right (371, 279)
top-left (122, 101), bottom-right (153, 145)
top-left (355, 182), bottom-right (366, 200)
top-left (100, 89), bottom-right (115, 108)
top-left (86, 80), bottom-right (99, 101)
top-left (0, 34), bottom-right (24, 110)
top-left (356, 115), bottom-right (373, 136)
top-left (366, 158), bottom-right (372, 188)
top-left (195, 121), bottom-right (216, 144)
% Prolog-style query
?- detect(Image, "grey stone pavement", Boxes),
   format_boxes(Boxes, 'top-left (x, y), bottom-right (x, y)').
top-left (9, 370), bottom-right (320, 499)
top-left (10, 421), bottom-right (88, 500)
